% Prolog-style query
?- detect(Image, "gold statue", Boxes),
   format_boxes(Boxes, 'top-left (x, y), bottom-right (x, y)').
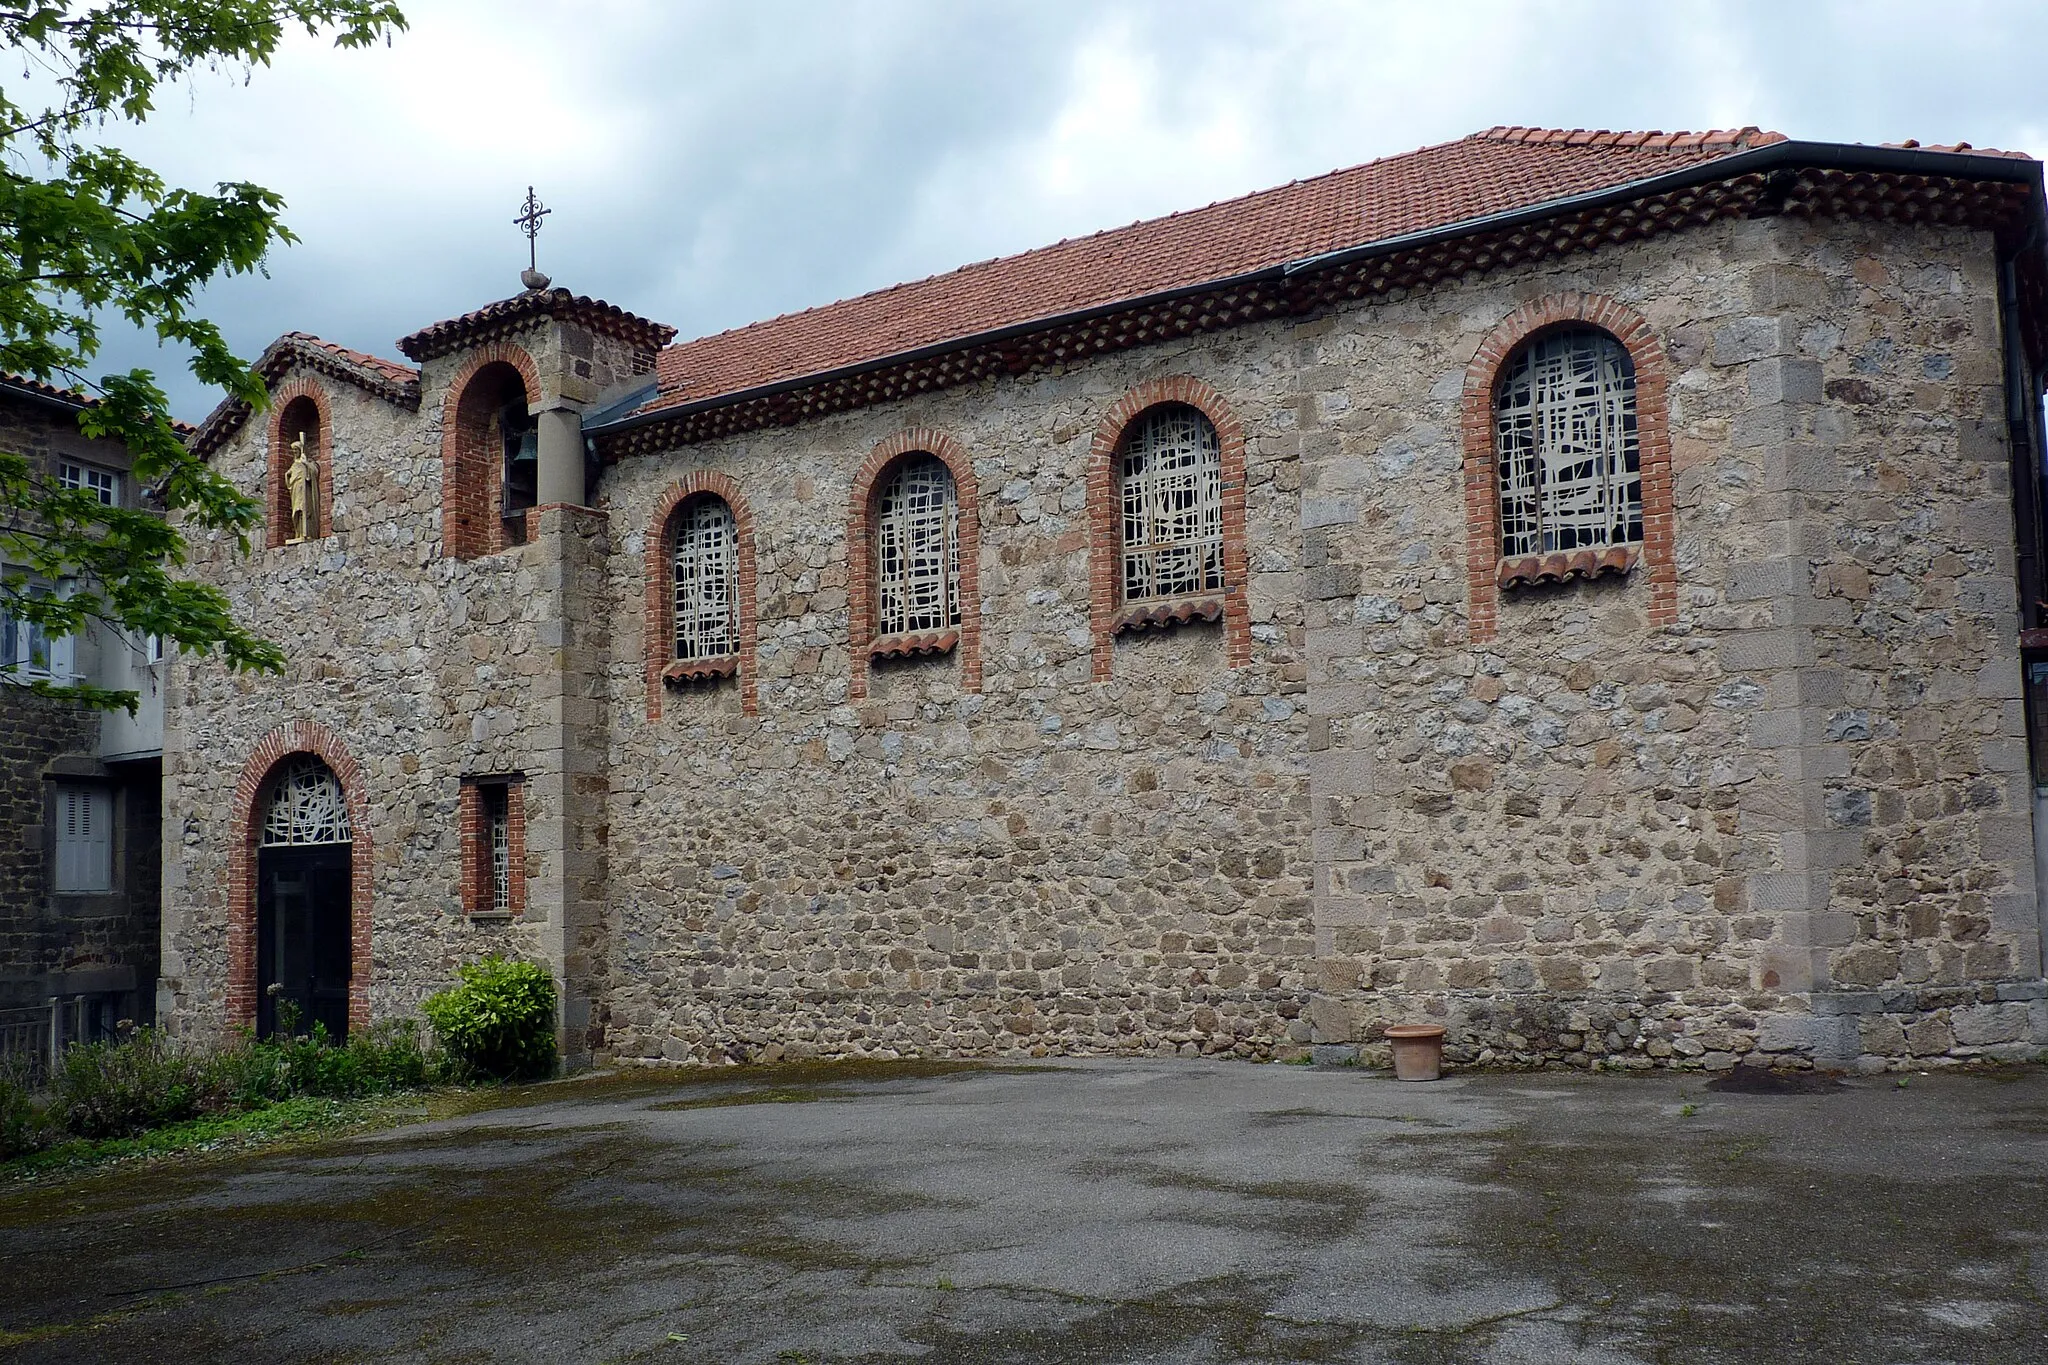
top-left (286, 431), bottom-right (317, 543)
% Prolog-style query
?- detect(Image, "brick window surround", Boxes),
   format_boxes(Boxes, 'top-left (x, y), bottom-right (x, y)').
top-left (644, 472), bottom-right (758, 719)
top-left (227, 721), bottom-right (374, 1032)
top-left (458, 775), bottom-right (526, 917)
top-left (1462, 292), bottom-right (1676, 643)
top-left (266, 379), bottom-right (335, 550)
top-left (439, 343), bottom-right (542, 560)
top-left (847, 429), bottom-right (981, 700)
top-left (1088, 376), bottom-right (1251, 681)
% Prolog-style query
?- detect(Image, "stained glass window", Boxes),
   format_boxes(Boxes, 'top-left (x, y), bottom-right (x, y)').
top-left (874, 456), bottom-right (959, 636)
top-left (1119, 405), bottom-right (1223, 602)
top-left (1495, 329), bottom-right (1642, 557)
top-left (671, 496), bottom-right (738, 660)
top-left (260, 756), bottom-right (352, 846)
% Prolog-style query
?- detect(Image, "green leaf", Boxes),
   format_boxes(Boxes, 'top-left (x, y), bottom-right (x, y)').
top-left (0, 0), bottom-right (407, 711)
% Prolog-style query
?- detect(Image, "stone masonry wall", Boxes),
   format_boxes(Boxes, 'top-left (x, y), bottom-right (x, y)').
top-left (598, 214), bottom-right (2045, 1071)
top-left (1296, 216), bottom-right (2044, 1072)
top-left (165, 330), bottom-right (562, 1035)
top-left (164, 214), bottom-right (2048, 1072)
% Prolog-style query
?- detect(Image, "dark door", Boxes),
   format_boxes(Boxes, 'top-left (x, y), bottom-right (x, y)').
top-left (257, 843), bottom-right (352, 1040)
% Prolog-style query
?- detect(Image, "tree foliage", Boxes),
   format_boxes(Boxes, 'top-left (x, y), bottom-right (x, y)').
top-left (0, 0), bottom-right (405, 710)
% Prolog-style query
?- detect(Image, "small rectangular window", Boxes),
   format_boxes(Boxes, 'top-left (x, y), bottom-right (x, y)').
top-left (484, 783), bottom-right (511, 913)
top-left (58, 462), bottom-right (120, 507)
top-left (53, 784), bottom-right (113, 893)
top-left (461, 775), bottom-right (523, 916)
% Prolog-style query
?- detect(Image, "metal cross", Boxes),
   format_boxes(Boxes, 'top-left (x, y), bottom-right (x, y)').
top-left (514, 187), bottom-right (551, 272)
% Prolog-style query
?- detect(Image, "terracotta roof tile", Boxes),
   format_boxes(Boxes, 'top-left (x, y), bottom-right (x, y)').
top-left (396, 288), bottom-right (677, 363)
top-left (274, 332), bottom-right (419, 391)
top-left (1, 372), bottom-right (197, 436)
top-left (189, 332), bottom-right (420, 456)
top-left (646, 126), bottom-right (1795, 412)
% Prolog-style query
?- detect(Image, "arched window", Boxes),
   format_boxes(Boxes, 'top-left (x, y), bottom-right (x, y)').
top-left (873, 454), bottom-right (959, 638)
top-left (1494, 328), bottom-right (1641, 558)
top-left (670, 495), bottom-right (738, 663)
top-left (261, 755), bottom-right (352, 846)
top-left (1117, 404), bottom-right (1223, 603)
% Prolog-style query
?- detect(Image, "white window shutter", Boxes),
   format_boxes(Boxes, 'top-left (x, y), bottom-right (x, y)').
top-left (54, 786), bottom-right (112, 892)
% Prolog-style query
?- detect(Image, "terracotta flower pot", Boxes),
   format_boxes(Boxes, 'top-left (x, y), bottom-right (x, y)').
top-left (1385, 1024), bottom-right (1446, 1081)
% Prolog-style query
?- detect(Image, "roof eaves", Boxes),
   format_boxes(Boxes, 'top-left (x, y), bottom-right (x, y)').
top-left (592, 137), bottom-right (2047, 455)
top-left (188, 333), bottom-right (422, 458)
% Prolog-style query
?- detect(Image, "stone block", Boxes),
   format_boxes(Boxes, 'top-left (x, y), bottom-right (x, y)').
top-left (1905, 1015), bottom-right (1954, 1056)
top-left (1726, 558), bottom-right (1809, 602)
top-left (1712, 315), bottom-right (1797, 366)
top-left (1746, 357), bottom-right (1823, 405)
top-left (1747, 872), bottom-right (1820, 912)
top-left (1306, 995), bottom-right (1355, 1044)
top-left (1300, 497), bottom-right (1358, 529)
top-left (1763, 445), bottom-right (1844, 492)
top-left (1950, 1002), bottom-right (2031, 1046)
top-left (1719, 629), bottom-right (1814, 671)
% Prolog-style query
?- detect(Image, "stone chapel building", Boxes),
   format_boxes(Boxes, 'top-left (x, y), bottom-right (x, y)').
top-left (168, 126), bottom-right (2048, 1071)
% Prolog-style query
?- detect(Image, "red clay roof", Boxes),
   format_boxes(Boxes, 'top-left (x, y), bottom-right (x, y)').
top-left (270, 332), bottom-right (419, 393)
top-left (1, 372), bottom-right (198, 436)
top-left (647, 126), bottom-right (1796, 411)
top-left (189, 331), bottom-right (421, 456)
top-left (396, 288), bottom-right (677, 363)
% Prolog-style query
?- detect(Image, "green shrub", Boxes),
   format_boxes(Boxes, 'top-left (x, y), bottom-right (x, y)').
top-left (52, 1029), bottom-right (215, 1140)
top-left (1, 1059), bottom-right (55, 1159)
top-left (422, 957), bottom-right (557, 1081)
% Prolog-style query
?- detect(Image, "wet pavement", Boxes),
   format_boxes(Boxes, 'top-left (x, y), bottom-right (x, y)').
top-left (1, 1057), bottom-right (2045, 1363)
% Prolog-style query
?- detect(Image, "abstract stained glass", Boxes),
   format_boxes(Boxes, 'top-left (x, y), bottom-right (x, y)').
top-left (261, 756), bottom-right (352, 846)
top-left (671, 497), bottom-right (738, 660)
top-left (1120, 405), bottom-right (1223, 602)
top-left (1494, 329), bottom-right (1642, 557)
top-left (874, 456), bottom-right (959, 636)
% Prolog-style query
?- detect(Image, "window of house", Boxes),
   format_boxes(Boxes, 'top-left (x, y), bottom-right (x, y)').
top-left (874, 455), bottom-right (959, 638)
top-left (461, 775), bottom-right (523, 917)
top-left (1494, 328), bottom-right (1641, 557)
top-left (1118, 404), bottom-right (1224, 603)
top-left (671, 496), bottom-right (738, 662)
top-left (53, 784), bottom-right (113, 893)
top-left (1, 585), bottom-right (74, 681)
top-left (58, 461), bottom-right (120, 507)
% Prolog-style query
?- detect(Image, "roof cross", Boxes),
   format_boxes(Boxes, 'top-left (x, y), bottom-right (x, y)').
top-left (515, 187), bottom-right (552, 290)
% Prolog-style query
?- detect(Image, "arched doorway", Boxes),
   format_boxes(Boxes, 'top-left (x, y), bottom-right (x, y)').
top-left (256, 755), bottom-right (355, 1039)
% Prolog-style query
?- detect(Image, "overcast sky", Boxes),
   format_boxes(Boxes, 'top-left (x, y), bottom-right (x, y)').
top-left (84, 0), bottom-right (2048, 421)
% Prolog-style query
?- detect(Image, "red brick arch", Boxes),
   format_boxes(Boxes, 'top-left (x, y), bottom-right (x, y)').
top-left (645, 471), bottom-right (759, 719)
top-left (227, 721), bottom-right (375, 1032)
top-left (847, 429), bottom-right (982, 700)
top-left (1087, 376), bottom-right (1251, 680)
top-left (1460, 292), bottom-right (1676, 642)
top-left (439, 342), bottom-right (544, 559)
top-left (266, 377), bottom-right (335, 550)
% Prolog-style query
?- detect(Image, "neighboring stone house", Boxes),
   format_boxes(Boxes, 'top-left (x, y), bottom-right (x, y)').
top-left (0, 376), bottom-right (166, 1056)
top-left (169, 126), bottom-right (2048, 1072)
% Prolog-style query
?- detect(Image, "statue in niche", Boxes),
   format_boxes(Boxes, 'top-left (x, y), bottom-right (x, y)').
top-left (286, 431), bottom-right (317, 543)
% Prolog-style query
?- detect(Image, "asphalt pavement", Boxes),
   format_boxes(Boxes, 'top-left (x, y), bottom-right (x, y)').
top-left (1, 1057), bottom-right (2044, 1363)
